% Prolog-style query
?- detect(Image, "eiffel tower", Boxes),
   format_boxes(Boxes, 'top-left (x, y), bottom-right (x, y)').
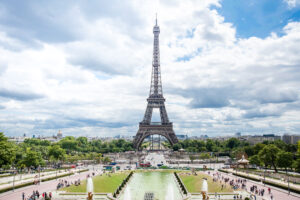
top-left (133, 17), bottom-right (178, 150)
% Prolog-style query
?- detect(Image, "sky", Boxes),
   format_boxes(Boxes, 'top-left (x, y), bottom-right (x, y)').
top-left (0, 0), bottom-right (300, 138)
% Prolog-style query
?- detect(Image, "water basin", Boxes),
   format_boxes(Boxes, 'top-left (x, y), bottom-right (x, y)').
top-left (119, 171), bottom-right (182, 200)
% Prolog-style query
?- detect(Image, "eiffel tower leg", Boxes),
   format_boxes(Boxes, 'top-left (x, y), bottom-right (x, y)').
top-left (159, 105), bottom-right (169, 124)
top-left (142, 104), bottom-right (153, 124)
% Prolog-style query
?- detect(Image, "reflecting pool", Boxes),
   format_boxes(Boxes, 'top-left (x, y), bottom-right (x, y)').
top-left (119, 171), bottom-right (182, 200)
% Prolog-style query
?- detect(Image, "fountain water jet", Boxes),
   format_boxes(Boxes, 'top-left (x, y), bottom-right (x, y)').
top-left (165, 184), bottom-right (174, 200)
top-left (123, 185), bottom-right (131, 200)
top-left (201, 178), bottom-right (208, 200)
top-left (86, 176), bottom-right (94, 200)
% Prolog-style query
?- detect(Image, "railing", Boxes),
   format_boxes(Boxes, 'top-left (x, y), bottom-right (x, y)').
top-left (150, 122), bottom-right (161, 125)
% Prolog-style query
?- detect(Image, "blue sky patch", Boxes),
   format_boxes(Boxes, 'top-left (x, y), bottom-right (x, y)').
top-left (215, 0), bottom-right (300, 38)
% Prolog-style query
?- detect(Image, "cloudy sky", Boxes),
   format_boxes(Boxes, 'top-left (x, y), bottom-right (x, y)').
top-left (0, 0), bottom-right (300, 137)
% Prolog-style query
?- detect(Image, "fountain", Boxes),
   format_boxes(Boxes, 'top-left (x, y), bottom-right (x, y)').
top-left (201, 178), bottom-right (208, 200)
top-left (123, 185), bottom-right (131, 200)
top-left (119, 171), bottom-right (182, 200)
top-left (86, 175), bottom-right (94, 200)
top-left (165, 183), bottom-right (174, 200)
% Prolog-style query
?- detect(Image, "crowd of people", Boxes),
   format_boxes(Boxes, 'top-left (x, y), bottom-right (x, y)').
top-left (56, 178), bottom-right (81, 190)
top-left (210, 171), bottom-right (277, 200)
top-left (212, 171), bottom-right (247, 190)
top-left (22, 191), bottom-right (52, 200)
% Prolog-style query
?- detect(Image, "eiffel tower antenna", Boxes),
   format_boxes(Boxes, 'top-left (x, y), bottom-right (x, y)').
top-left (133, 16), bottom-right (178, 150)
top-left (155, 13), bottom-right (157, 26)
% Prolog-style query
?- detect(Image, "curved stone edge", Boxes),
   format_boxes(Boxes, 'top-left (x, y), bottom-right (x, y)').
top-left (173, 172), bottom-right (191, 200)
top-left (107, 193), bottom-right (117, 200)
top-left (112, 171), bottom-right (134, 199)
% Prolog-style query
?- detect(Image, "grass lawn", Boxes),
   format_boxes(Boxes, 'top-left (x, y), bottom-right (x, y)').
top-left (179, 172), bottom-right (233, 193)
top-left (61, 172), bottom-right (129, 193)
top-left (61, 180), bottom-right (87, 193)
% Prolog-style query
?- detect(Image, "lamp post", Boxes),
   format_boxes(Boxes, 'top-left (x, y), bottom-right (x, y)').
top-left (38, 165), bottom-right (41, 185)
top-left (55, 164), bottom-right (58, 180)
top-left (263, 168), bottom-right (266, 186)
top-left (288, 173), bottom-right (290, 195)
top-left (12, 170), bottom-right (16, 192)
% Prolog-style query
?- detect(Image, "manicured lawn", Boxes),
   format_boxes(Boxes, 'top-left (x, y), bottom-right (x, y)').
top-left (93, 172), bottom-right (129, 193)
top-left (61, 180), bottom-right (87, 193)
top-left (61, 172), bottom-right (129, 193)
top-left (179, 172), bottom-right (233, 193)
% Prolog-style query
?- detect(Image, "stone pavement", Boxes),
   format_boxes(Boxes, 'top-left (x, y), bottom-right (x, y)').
top-left (226, 169), bottom-right (300, 192)
top-left (0, 169), bottom-right (81, 191)
top-left (211, 170), bottom-right (300, 200)
top-left (0, 170), bottom-right (91, 200)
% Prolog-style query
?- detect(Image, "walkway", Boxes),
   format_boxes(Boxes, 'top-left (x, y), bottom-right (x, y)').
top-left (212, 170), bottom-right (300, 200)
top-left (0, 170), bottom-right (91, 200)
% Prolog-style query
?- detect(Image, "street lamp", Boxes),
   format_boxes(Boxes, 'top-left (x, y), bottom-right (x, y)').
top-left (38, 165), bottom-right (41, 185)
top-left (288, 173), bottom-right (290, 195)
top-left (263, 168), bottom-right (266, 186)
top-left (12, 170), bottom-right (16, 192)
top-left (55, 164), bottom-right (58, 180)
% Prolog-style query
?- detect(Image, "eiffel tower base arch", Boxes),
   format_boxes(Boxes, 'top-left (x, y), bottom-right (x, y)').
top-left (133, 124), bottom-right (178, 150)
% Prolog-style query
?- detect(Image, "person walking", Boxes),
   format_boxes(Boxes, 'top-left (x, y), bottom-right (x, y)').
top-left (22, 192), bottom-right (25, 200)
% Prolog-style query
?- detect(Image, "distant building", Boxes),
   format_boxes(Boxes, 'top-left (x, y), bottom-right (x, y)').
top-left (57, 130), bottom-right (63, 139)
top-left (282, 134), bottom-right (300, 144)
top-left (239, 134), bottom-right (281, 145)
top-left (176, 134), bottom-right (188, 140)
top-left (235, 132), bottom-right (241, 137)
top-left (9, 130), bottom-right (64, 144)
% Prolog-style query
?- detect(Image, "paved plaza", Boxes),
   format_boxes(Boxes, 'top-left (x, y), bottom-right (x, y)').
top-left (207, 170), bottom-right (300, 200)
top-left (0, 153), bottom-right (299, 200)
top-left (0, 171), bottom-right (90, 200)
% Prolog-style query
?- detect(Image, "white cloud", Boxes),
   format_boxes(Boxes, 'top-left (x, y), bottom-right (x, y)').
top-left (284, 0), bottom-right (300, 8)
top-left (0, 0), bottom-right (299, 137)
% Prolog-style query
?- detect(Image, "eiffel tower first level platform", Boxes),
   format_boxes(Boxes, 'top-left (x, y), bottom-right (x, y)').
top-left (133, 16), bottom-right (178, 150)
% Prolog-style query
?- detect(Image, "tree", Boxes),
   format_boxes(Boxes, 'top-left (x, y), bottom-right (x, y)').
top-left (249, 155), bottom-right (262, 166)
top-left (226, 138), bottom-right (240, 149)
top-left (102, 156), bottom-right (111, 164)
top-left (95, 153), bottom-right (103, 164)
top-left (22, 149), bottom-right (44, 169)
top-left (253, 143), bottom-right (265, 154)
top-left (277, 151), bottom-right (293, 173)
top-left (206, 139), bottom-right (216, 152)
top-left (199, 152), bottom-right (211, 160)
top-left (173, 143), bottom-right (181, 151)
top-left (0, 133), bottom-right (16, 169)
top-left (48, 145), bottom-right (66, 162)
top-left (258, 144), bottom-right (280, 172)
top-left (189, 155), bottom-right (196, 163)
top-left (59, 137), bottom-right (78, 153)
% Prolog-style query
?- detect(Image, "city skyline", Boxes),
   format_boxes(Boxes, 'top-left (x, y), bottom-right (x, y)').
top-left (0, 0), bottom-right (300, 137)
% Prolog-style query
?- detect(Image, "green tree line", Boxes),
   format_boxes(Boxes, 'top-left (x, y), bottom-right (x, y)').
top-left (173, 137), bottom-right (299, 172)
top-left (0, 132), bottom-right (133, 170)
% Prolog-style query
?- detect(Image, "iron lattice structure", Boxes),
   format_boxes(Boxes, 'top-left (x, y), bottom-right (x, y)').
top-left (133, 18), bottom-right (178, 150)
